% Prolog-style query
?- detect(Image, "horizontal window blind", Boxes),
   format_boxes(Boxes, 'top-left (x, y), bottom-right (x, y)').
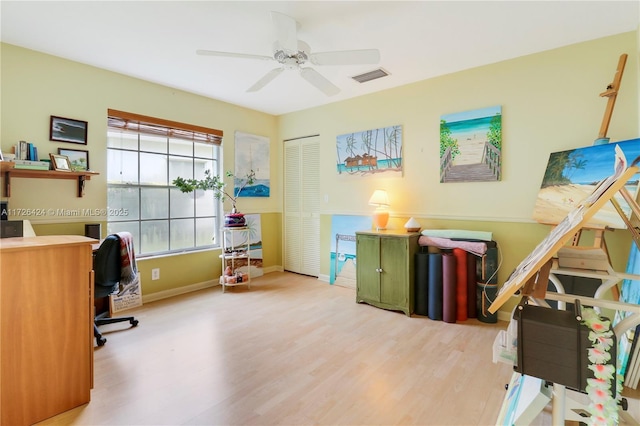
top-left (107, 109), bottom-right (222, 144)
top-left (106, 109), bottom-right (222, 256)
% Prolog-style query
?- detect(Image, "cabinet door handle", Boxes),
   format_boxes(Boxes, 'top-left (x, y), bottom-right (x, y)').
top-left (376, 268), bottom-right (383, 273)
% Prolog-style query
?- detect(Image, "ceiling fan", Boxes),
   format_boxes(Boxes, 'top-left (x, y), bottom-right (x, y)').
top-left (196, 11), bottom-right (380, 96)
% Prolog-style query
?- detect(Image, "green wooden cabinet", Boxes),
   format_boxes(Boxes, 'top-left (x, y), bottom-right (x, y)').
top-left (355, 230), bottom-right (420, 316)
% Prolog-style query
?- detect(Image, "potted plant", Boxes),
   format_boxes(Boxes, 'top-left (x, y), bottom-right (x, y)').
top-left (173, 169), bottom-right (255, 227)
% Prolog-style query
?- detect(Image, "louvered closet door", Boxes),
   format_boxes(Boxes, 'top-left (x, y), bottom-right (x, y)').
top-left (284, 137), bottom-right (320, 276)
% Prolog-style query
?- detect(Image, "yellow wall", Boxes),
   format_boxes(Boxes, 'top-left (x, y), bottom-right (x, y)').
top-left (284, 32), bottom-right (639, 315)
top-left (1, 43), bottom-right (283, 296)
top-left (29, 213), bottom-right (282, 299)
top-left (279, 32), bottom-right (638, 220)
top-left (2, 30), bottom-right (639, 316)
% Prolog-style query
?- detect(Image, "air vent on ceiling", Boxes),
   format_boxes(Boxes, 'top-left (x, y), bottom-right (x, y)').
top-left (351, 68), bottom-right (390, 83)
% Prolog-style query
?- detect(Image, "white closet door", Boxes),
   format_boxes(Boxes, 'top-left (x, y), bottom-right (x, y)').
top-left (300, 141), bottom-right (320, 275)
top-left (284, 137), bottom-right (320, 276)
top-left (284, 141), bottom-right (301, 273)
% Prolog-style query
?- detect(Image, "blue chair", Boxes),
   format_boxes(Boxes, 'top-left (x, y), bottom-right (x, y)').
top-left (93, 235), bottom-right (139, 346)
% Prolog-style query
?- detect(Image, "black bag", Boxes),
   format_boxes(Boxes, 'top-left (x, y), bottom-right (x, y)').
top-left (513, 299), bottom-right (616, 395)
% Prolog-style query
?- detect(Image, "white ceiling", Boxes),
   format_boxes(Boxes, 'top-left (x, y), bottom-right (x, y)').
top-left (1, 1), bottom-right (639, 116)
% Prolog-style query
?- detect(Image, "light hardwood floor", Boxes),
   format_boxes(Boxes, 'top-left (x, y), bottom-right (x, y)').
top-left (37, 272), bottom-right (638, 425)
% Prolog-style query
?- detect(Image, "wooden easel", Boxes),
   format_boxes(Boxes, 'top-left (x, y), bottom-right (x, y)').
top-left (610, 181), bottom-right (640, 250)
top-left (489, 149), bottom-right (639, 312)
top-left (493, 55), bottom-right (635, 424)
top-left (598, 53), bottom-right (627, 140)
top-left (490, 152), bottom-right (640, 424)
top-left (567, 226), bottom-right (619, 298)
top-left (555, 53), bottom-right (631, 300)
top-left (564, 160), bottom-right (640, 302)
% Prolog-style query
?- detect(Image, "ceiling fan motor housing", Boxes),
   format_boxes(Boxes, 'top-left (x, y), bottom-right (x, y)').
top-left (273, 40), bottom-right (310, 68)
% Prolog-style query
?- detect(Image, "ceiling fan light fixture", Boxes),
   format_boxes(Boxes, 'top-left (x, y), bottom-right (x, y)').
top-left (274, 50), bottom-right (288, 62)
top-left (351, 68), bottom-right (390, 83)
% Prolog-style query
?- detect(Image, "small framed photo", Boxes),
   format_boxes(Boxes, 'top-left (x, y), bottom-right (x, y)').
top-left (58, 148), bottom-right (89, 171)
top-left (50, 115), bottom-right (88, 145)
top-left (49, 153), bottom-right (72, 171)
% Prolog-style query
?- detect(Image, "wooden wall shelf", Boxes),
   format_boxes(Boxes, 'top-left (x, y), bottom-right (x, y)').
top-left (1, 161), bottom-right (99, 197)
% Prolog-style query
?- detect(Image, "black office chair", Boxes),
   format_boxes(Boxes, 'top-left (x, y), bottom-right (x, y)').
top-left (94, 234), bottom-right (139, 346)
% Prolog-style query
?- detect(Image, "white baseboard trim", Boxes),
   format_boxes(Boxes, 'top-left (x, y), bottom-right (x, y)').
top-left (140, 269), bottom-right (511, 324)
top-left (262, 265), bottom-right (283, 274)
top-left (318, 274), bottom-right (330, 283)
top-left (141, 267), bottom-right (284, 304)
top-left (142, 280), bottom-right (218, 304)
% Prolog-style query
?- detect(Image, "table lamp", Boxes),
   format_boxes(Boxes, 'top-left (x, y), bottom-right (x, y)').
top-left (369, 189), bottom-right (390, 230)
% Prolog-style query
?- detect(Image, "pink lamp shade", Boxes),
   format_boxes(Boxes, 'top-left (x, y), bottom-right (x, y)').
top-left (369, 189), bottom-right (390, 230)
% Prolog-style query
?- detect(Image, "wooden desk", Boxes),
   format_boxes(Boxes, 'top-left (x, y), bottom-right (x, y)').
top-left (0, 235), bottom-right (96, 425)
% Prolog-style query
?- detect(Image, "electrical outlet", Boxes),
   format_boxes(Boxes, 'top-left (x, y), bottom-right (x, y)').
top-left (151, 268), bottom-right (160, 280)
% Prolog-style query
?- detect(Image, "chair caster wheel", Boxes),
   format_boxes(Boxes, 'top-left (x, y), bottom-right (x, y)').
top-left (131, 319), bottom-right (139, 327)
top-left (620, 397), bottom-right (628, 411)
top-left (97, 336), bottom-right (107, 346)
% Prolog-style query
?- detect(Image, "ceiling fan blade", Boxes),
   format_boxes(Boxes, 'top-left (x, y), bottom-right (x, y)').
top-left (196, 49), bottom-right (273, 62)
top-left (310, 49), bottom-right (380, 66)
top-left (299, 68), bottom-right (340, 96)
top-left (271, 11), bottom-right (298, 54)
top-left (247, 68), bottom-right (284, 92)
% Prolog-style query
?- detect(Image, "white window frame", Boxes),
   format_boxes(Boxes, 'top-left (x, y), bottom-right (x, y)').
top-left (106, 110), bottom-right (223, 257)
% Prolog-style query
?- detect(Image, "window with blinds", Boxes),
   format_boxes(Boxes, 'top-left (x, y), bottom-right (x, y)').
top-left (106, 109), bottom-right (223, 256)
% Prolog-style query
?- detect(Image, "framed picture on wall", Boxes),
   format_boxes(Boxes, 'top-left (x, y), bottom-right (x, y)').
top-left (234, 131), bottom-right (270, 197)
top-left (58, 148), bottom-right (89, 171)
top-left (49, 153), bottom-right (72, 171)
top-left (50, 115), bottom-right (88, 144)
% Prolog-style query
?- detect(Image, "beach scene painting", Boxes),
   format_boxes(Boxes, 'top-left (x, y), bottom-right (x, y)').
top-left (336, 125), bottom-right (402, 176)
top-left (440, 105), bottom-right (502, 183)
top-left (234, 131), bottom-right (270, 197)
top-left (330, 215), bottom-right (371, 288)
top-left (532, 138), bottom-right (640, 228)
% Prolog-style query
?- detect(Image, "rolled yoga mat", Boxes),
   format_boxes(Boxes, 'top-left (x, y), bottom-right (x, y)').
top-left (452, 248), bottom-right (468, 322)
top-left (420, 229), bottom-right (493, 241)
top-left (414, 252), bottom-right (429, 316)
top-left (442, 253), bottom-right (457, 323)
top-left (467, 252), bottom-right (477, 318)
top-left (427, 253), bottom-right (443, 321)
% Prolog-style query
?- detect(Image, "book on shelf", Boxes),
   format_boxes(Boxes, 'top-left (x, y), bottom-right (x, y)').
top-left (12, 159), bottom-right (50, 170)
top-left (14, 141), bottom-right (39, 161)
top-left (619, 243), bottom-right (640, 388)
top-left (14, 141), bottom-right (40, 161)
top-left (623, 324), bottom-right (640, 388)
top-left (28, 144), bottom-right (38, 161)
top-left (18, 140), bottom-right (28, 160)
top-left (622, 324), bottom-right (638, 380)
top-left (617, 312), bottom-right (635, 378)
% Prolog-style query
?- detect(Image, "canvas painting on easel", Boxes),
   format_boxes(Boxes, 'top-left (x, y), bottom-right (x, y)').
top-left (533, 138), bottom-right (640, 229)
top-left (491, 145), bottom-right (636, 312)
